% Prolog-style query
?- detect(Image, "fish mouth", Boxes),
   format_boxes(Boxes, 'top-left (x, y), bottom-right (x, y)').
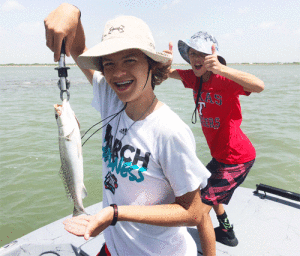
top-left (54, 104), bottom-right (62, 117)
top-left (114, 80), bottom-right (133, 91)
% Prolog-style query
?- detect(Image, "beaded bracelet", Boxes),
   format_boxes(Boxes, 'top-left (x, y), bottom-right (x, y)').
top-left (110, 204), bottom-right (118, 226)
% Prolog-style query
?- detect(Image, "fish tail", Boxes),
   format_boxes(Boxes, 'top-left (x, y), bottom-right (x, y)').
top-left (73, 206), bottom-right (88, 217)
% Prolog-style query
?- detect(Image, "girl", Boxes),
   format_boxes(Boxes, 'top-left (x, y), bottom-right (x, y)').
top-left (45, 4), bottom-right (215, 256)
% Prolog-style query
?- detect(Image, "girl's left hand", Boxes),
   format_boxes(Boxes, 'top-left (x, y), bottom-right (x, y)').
top-left (63, 207), bottom-right (113, 240)
top-left (204, 44), bottom-right (223, 74)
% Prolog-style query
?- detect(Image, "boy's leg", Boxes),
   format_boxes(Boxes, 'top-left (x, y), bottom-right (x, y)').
top-left (213, 204), bottom-right (232, 230)
top-left (212, 204), bottom-right (238, 246)
top-left (201, 158), bottom-right (255, 247)
top-left (212, 204), bottom-right (224, 216)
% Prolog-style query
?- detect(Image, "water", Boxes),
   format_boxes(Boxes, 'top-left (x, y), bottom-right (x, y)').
top-left (0, 64), bottom-right (299, 247)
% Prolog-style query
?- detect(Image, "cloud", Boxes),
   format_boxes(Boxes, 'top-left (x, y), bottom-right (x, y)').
top-left (238, 7), bottom-right (249, 14)
top-left (294, 28), bottom-right (300, 35)
top-left (17, 22), bottom-right (43, 36)
top-left (0, 25), bottom-right (4, 37)
top-left (220, 29), bottom-right (244, 40)
top-left (1, 0), bottom-right (25, 12)
top-left (258, 21), bottom-right (295, 36)
top-left (259, 21), bottom-right (276, 30)
top-left (162, 0), bottom-right (181, 10)
top-left (162, 4), bottom-right (168, 10)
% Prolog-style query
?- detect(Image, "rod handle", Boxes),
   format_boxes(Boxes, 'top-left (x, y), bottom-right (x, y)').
top-left (61, 39), bottom-right (66, 55)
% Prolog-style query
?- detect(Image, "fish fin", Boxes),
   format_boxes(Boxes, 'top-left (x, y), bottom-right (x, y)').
top-left (82, 185), bottom-right (88, 199)
top-left (65, 128), bottom-right (75, 141)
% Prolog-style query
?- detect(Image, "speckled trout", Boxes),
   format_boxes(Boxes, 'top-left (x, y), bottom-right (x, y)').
top-left (54, 99), bottom-right (87, 216)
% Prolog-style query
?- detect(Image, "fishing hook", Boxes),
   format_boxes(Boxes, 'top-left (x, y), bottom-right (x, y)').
top-left (55, 39), bottom-right (70, 101)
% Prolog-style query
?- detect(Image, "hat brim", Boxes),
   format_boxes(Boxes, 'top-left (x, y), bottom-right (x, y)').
top-left (178, 40), bottom-right (226, 66)
top-left (78, 38), bottom-right (172, 71)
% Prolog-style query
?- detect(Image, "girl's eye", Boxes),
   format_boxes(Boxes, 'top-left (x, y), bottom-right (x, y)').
top-left (103, 62), bottom-right (113, 67)
top-left (125, 59), bottom-right (136, 63)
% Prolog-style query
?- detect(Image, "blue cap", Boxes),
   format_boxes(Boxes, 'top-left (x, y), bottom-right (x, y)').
top-left (178, 31), bottom-right (226, 65)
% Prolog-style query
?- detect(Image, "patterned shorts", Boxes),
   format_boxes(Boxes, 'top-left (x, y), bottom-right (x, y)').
top-left (97, 243), bottom-right (111, 256)
top-left (201, 158), bottom-right (255, 205)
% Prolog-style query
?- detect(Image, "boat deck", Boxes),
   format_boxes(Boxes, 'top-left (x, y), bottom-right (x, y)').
top-left (1, 186), bottom-right (299, 255)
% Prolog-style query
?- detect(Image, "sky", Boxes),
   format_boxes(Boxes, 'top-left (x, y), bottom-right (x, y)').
top-left (0, 0), bottom-right (299, 64)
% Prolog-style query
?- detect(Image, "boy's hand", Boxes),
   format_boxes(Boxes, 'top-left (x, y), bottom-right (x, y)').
top-left (152, 42), bottom-right (173, 83)
top-left (204, 44), bottom-right (223, 74)
top-left (162, 42), bottom-right (173, 68)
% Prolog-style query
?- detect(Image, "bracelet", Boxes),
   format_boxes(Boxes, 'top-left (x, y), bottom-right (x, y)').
top-left (110, 204), bottom-right (118, 226)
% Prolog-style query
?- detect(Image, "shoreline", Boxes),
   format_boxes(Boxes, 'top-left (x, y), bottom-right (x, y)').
top-left (0, 62), bottom-right (299, 67)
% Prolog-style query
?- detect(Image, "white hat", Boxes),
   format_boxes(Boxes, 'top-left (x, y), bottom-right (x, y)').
top-left (77, 16), bottom-right (172, 71)
top-left (178, 31), bottom-right (226, 65)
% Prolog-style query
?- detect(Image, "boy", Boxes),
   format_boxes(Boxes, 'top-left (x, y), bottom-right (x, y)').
top-left (165, 31), bottom-right (264, 246)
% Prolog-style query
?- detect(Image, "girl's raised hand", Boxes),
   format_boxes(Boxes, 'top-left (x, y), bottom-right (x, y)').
top-left (44, 3), bottom-right (81, 62)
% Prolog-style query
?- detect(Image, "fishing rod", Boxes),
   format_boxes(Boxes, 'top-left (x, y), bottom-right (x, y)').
top-left (53, 40), bottom-right (127, 147)
top-left (55, 39), bottom-right (70, 101)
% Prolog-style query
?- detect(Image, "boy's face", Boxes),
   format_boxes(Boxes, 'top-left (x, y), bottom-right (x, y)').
top-left (102, 49), bottom-right (151, 104)
top-left (188, 48), bottom-right (208, 77)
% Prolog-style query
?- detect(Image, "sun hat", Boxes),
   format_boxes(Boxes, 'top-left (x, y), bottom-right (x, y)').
top-left (77, 16), bottom-right (172, 71)
top-left (178, 31), bottom-right (226, 65)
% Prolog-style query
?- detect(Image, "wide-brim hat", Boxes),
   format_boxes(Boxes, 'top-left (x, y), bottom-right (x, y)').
top-left (178, 31), bottom-right (226, 65)
top-left (77, 16), bottom-right (172, 71)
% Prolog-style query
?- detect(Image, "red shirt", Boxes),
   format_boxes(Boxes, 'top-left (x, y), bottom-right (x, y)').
top-left (177, 69), bottom-right (256, 164)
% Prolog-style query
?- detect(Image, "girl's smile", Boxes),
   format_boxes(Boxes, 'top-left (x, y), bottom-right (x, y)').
top-left (102, 49), bottom-right (152, 104)
top-left (114, 80), bottom-right (134, 91)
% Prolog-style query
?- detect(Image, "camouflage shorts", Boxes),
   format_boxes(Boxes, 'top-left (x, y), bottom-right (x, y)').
top-left (201, 158), bottom-right (255, 205)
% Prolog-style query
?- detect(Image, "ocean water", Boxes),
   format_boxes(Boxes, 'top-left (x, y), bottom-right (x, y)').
top-left (0, 64), bottom-right (299, 247)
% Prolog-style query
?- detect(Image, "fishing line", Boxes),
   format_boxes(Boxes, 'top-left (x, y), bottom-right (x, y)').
top-left (110, 67), bottom-right (152, 157)
top-left (81, 66), bottom-right (151, 147)
top-left (81, 103), bottom-right (127, 147)
top-left (111, 95), bottom-right (156, 160)
top-left (81, 104), bottom-right (127, 140)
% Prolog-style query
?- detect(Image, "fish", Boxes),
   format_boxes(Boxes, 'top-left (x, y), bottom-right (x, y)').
top-left (54, 99), bottom-right (87, 216)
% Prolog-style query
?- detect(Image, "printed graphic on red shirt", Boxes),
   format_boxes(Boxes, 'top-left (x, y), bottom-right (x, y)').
top-left (177, 69), bottom-right (256, 164)
top-left (194, 91), bottom-right (222, 129)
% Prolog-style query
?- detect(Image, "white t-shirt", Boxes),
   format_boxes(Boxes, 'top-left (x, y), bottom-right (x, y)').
top-left (92, 71), bottom-right (210, 256)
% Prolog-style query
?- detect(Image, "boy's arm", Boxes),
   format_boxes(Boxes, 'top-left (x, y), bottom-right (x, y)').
top-left (217, 66), bottom-right (264, 93)
top-left (44, 3), bottom-right (94, 85)
top-left (163, 42), bottom-right (182, 81)
top-left (205, 45), bottom-right (265, 93)
top-left (168, 68), bottom-right (182, 80)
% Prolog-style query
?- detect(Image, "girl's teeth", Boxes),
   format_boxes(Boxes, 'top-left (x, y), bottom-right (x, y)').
top-left (116, 81), bottom-right (132, 86)
top-left (118, 82), bottom-right (128, 85)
